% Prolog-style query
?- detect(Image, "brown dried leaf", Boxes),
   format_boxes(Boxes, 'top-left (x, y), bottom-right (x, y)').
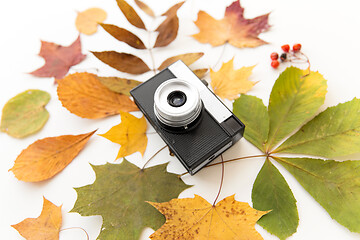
top-left (57, 72), bottom-right (138, 119)
top-left (193, 0), bottom-right (270, 48)
top-left (193, 68), bottom-right (208, 79)
top-left (134, 0), bottom-right (155, 17)
top-left (93, 51), bottom-right (150, 74)
top-left (75, 8), bottom-right (107, 35)
top-left (153, 2), bottom-right (184, 48)
top-left (9, 130), bottom-right (95, 182)
top-left (116, 0), bottom-right (146, 29)
top-left (100, 23), bottom-right (146, 49)
top-left (30, 36), bottom-right (86, 80)
top-left (158, 52), bottom-right (204, 71)
top-left (12, 197), bottom-right (62, 239)
top-left (98, 76), bottom-right (141, 96)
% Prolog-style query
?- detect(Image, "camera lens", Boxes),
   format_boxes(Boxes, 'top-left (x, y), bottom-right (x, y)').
top-left (154, 78), bottom-right (202, 128)
top-left (167, 91), bottom-right (187, 107)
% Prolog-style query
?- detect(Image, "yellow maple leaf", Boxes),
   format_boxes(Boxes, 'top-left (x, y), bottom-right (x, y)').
top-left (148, 195), bottom-right (269, 240)
top-left (211, 58), bottom-right (256, 100)
top-left (12, 197), bottom-right (62, 240)
top-left (99, 112), bottom-right (148, 159)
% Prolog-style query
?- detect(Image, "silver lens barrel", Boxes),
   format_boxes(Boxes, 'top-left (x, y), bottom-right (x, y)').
top-left (154, 78), bottom-right (202, 128)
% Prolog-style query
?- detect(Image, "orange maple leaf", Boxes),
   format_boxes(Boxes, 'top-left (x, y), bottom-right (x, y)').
top-left (99, 112), bottom-right (148, 159)
top-left (148, 195), bottom-right (269, 240)
top-left (12, 197), bottom-right (62, 240)
top-left (211, 58), bottom-right (256, 100)
top-left (30, 36), bottom-right (86, 80)
top-left (192, 0), bottom-right (270, 48)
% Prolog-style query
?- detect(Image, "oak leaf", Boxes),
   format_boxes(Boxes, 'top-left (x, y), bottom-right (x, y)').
top-left (193, 0), bottom-right (270, 48)
top-left (30, 36), bottom-right (86, 80)
top-left (116, 0), bottom-right (146, 29)
top-left (148, 195), bottom-right (269, 239)
top-left (1, 89), bottom-right (50, 138)
top-left (210, 58), bottom-right (256, 100)
top-left (75, 8), bottom-right (107, 35)
top-left (9, 130), bottom-right (96, 182)
top-left (99, 112), bottom-right (147, 159)
top-left (72, 159), bottom-right (191, 239)
top-left (134, 0), bottom-right (155, 17)
top-left (12, 197), bottom-right (62, 240)
top-left (92, 51), bottom-right (150, 74)
top-left (154, 2), bottom-right (184, 48)
top-left (158, 52), bottom-right (204, 71)
top-left (57, 72), bottom-right (137, 119)
top-left (98, 76), bottom-right (141, 96)
top-left (100, 23), bottom-right (146, 49)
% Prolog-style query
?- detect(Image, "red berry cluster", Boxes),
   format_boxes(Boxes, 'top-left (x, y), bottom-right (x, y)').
top-left (270, 43), bottom-right (302, 69)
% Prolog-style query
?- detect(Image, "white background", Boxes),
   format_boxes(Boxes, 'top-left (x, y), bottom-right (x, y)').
top-left (1, 0), bottom-right (360, 239)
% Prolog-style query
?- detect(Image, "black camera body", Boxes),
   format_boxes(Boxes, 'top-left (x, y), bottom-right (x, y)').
top-left (130, 61), bottom-right (245, 175)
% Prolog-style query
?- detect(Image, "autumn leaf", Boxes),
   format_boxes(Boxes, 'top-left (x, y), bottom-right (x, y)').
top-left (233, 66), bottom-right (360, 238)
top-left (72, 159), bottom-right (190, 239)
top-left (12, 197), bottom-right (62, 240)
top-left (193, 0), bottom-right (270, 48)
top-left (57, 72), bottom-right (138, 119)
top-left (210, 58), bottom-right (256, 100)
top-left (100, 23), bottom-right (146, 49)
top-left (30, 36), bottom-right (86, 80)
top-left (9, 130), bottom-right (95, 182)
top-left (92, 51), bottom-right (150, 74)
top-left (158, 52), bottom-right (204, 71)
top-left (75, 8), bottom-right (107, 35)
top-left (154, 1), bottom-right (184, 48)
top-left (1, 90), bottom-right (50, 138)
top-left (193, 68), bottom-right (208, 79)
top-left (148, 195), bottom-right (269, 239)
top-left (252, 159), bottom-right (298, 240)
top-left (116, 0), bottom-right (146, 29)
top-left (99, 112), bottom-right (148, 159)
top-left (134, 0), bottom-right (155, 17)
top-left (98, 76), bottom-right (141, 96)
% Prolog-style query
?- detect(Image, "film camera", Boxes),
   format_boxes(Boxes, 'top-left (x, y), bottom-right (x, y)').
top-left (130, 61), bottom-right (245, 175)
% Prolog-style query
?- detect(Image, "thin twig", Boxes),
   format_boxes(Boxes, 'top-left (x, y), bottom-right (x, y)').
top-left (60, 227), bottom-right (89, 240)
top-left (213, 154), bottom-right (224, 206)
top-left (142, 145), bottom-right (167, 169)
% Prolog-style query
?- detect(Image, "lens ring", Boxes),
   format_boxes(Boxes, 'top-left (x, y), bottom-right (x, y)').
top-left (167, 91), bottom-right (187, 107)
top-left (154, 78), bottom-right (202, 128)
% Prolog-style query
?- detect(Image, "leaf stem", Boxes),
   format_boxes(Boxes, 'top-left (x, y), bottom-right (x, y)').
top-left (142, 145), bottom-right (167, 169)
top-left (203, 43), bottom-right (227, 79)
top-left (213, 154), bottom-right (224, 206)
top-left (60, 227), bottom-right (89, 240)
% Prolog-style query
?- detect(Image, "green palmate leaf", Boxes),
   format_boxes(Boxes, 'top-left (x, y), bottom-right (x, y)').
top-left (276, 157), bottom-right (360, 232)
top-left (72, 159), bottom-right (190, 239)
top-left (233, 95), bottom-right (269, 152)
top-left (275, 98), bottom-right (360, 158)
top-left (252, 159), bottom-right (298, 240)
top-left (98, 76), bottom-right (141, 96)
top-left (1, 90), bottom-right (50, 138)
top-left (266, 67), bottom-right (327, 151)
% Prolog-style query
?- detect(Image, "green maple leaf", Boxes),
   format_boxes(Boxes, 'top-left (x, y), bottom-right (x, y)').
top-left (71, 159), bottom-right (191, 239)
top-left (233, 66), bottom-right (360, 239)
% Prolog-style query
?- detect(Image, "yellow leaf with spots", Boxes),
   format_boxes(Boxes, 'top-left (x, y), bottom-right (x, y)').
top-left (99, 112), bottom-right (147, 159)
top-left (148, 195), bottom-right (269, 240)
top-left (211, 58), bottom-right (256, 100)
top-left (76, 8), bottom-right (107, 35)
top-left (12, 197), bottom-right (62, 240)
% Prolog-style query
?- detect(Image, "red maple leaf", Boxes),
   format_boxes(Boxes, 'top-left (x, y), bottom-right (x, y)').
top-left (30, 36), bottom-right (86, 80)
